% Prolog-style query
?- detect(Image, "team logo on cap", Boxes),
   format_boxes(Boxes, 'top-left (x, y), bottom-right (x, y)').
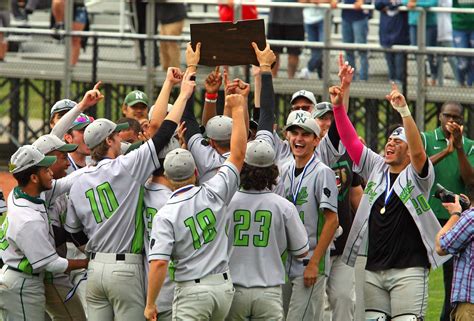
top-left (135, 92), bottom-right (144, 100)
top-left (392, 127), bottom-right (404, 136)
top-left (295, 113), bottom-right (307, 123)
top-left (8, 163), bottom-right (16, 172)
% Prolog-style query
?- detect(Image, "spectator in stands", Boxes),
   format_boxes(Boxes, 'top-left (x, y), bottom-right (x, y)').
top-left (129, 0), bottom-right (159, 67)
top-left (336, 0), bottom-right (370, 81)
top-left (404, 0), bottom-right (438, 85)
top-left (436, 189), bottom-right (474, 321)
top-left (51, 0), bottom-right (89, 66)
top-left (437, 0), bottom-right (460, 86)
top-left (0, 0), bottom-right (10, 61)
top-left (375, 0), bottom-right (409, 89)
top-left (218, 0), bottom-right (258, 22)
top-left (452, 0), bottom-right (474, 87)
top-left (117, 117), bottom-right (141, 143)
top-left (298, 0), bottom-right (332, 79)
top-left (156, 2), bottom-right (186, 70)
top-left (11, 0), bottom-right (44, 21)
top-left (421, 102), bottom-right (474, 321)
top-left (267, 0), bottom-right (304, 78)
top-left (122, 90), bottom-right (150, 126)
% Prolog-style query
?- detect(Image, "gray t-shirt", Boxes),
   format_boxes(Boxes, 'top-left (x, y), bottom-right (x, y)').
top-left (149, 162), bottom-right (240, 281)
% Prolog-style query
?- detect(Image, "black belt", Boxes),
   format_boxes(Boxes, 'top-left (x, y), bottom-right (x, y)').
top-left (194, 272), bottom-right (228, 284)
top-left (90, 253), bottom-right (126, 261)
top-left (6, 265), bottom-right (40, 277)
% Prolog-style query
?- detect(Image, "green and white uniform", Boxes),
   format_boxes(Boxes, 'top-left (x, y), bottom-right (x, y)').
top-left (65, 140), bottom-right (160, 321)
top-left (149, 162), bottom-right (239, 320)
top-left (225, 189), bottom-right (309, 320)
top-left (143, 181), bottom-right (174, 321)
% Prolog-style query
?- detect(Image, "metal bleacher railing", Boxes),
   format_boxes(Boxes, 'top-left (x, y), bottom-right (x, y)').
top-left (0, 0), bottom-right (472, 159)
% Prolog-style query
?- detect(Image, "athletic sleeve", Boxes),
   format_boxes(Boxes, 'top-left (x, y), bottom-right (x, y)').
top-left (17, 220), bottom-right (59, 271)
top-left (64, 194), bottom-right (84, 234)
top-left (119, 139), bottom-right (160, 184)
top-left (314, 165), bottom-right (338, 213)
top-left (257, 72), bottom-right (275, 133)
top-left (182, 92), bottom-right (201, 143)
top-left (50, 104), bottom-right (82, 139)
top-left (352, 145), bottom-right (385, 181)
top-left (439, 211), bottom-right (473, 255)
top-left (203, 161), bottom-right (240, 206)
top-left (188, 133), bottom-right (225, 179)
top-left (285, 202), bottom-right (310, 256)
top-left (148, 213), bottom-right (174, 262)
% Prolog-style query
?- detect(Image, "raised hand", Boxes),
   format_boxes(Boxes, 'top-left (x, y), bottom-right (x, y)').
top-left (80, 81), bottom-right (104, 109)
top-left (180, 70), bottom-right (196, 99)
top-left (446, 122), bottom-right (464, 150)
top-left (186, 42), bottom-right (201, 68)
top-left (205, 66), bottom-right (222, 94)
top-left (329, 80), bottom-right (348, 106)
top-left (337, 52), bottom-right (355, 86)
top-left (251, 42), bottom-right (276, 69)
top-left (166, 67), bottom-right (184, 86)
top-left (225, 94), bottom-right (245, 110)
top-left (385, 82), bottom-right (407, 108)
top-left (177, 121), bottom-right (188, 149)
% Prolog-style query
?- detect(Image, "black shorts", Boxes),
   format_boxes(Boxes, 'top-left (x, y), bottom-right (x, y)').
top-left (267, 23), bottom-right (305, 55)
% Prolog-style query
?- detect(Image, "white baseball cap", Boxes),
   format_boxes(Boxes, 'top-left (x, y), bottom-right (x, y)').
top-left (164, 148), bottom-right (196, 181)
top-left (9, 145), bottom-right (57, 174)
top-left (33, 134), bottom-right (78, 155)
top-left (290, 90), bottom-right (317, 105)
top-left (284, 110), bottom-right (321, 137)
top-left (312, 102), bottom-right (333, 119)
top-left (50, 99), bottom-right (77, 119)
top-left (84, 118), bottom-right (129, 149)
top-left (205, 115), bottom-right (233, 141)
top-left (245, 140), bottom-right (275, 168)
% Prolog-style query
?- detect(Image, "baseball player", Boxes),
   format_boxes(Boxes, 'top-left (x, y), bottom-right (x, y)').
top-left (331, 82), bottom-right (449, 320)
top-left (145, 93), bottom-right (247, 321)
top-left (225, 139), bottom-right (309, 320)
top-left (0, 145), bottom-right (89, 321)
top-left (49, 98), bottom-right (77, 128)
top-left (64, 64), bottom-right (197, 321)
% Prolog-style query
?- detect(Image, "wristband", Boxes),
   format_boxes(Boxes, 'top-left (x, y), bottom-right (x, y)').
top-left (394, 105), bottom-right (411, 118)
top-left (205, 92), bottom-right (218, 100)
top-left (260, 63), bottom-right (271, 68)
top-left (205, 98), bottom-right (217, 104)
top-left (187, 64), bottom-right (197, 68)
top-left (452, 212), bottom-right (461, 217)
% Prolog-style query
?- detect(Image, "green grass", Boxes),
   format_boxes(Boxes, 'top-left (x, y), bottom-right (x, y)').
top-left (426, 267), bottom-right (445, 321)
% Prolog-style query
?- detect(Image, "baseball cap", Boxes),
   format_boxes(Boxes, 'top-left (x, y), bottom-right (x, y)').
top-left (205, 115), bottom-right (233, 141)
top-left (389, 127), bottom-right (407, 143)
top-left (124, 90), bottom-right (149, 107)
top-left (284, 110), bottom-right (321, 137)
top-left (50, 99), bottom-right (77, 119)
top-left (120, 140), bottom-right (143, 155)
top-left (164, 148), bottom-right (196, 181)
top-left (84, 118), bottom-right (130, 149)
top-left (33, 134), bottom-right (78, 154)
top-left (9, 145), bottom-right (57, 174)
top-left (312, 102), bottom-right (333, 119)
top-left (290, 90), bottom-right (317, 106)
top-left (245, 140), bottom-right (275, 168)
top-left (70, 113), bottom-right (94, 131)
top-left (148, 104), bottom-right (173, 120)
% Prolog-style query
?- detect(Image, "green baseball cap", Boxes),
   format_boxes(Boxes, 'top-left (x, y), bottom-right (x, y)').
top-left (124, 90), bottom-right (149, 107)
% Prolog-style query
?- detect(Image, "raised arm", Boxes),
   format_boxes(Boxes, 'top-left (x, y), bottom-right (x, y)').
top-left (147, 67), bottom-right (183, 137)
top-left (202, 67), bottom-right (222, 126)
top-left (252, 42), bottom-right (277, 133)
top-left (448, 123), bottom-right (474, 186)
top-left (50, 81), bottom-right (103, 138)
top-left (226, 94), bottom-right (247, 172)
top-left (386, 83), bottom-right (427, 174)
top-left (329, 82), bottom-right (365, 166)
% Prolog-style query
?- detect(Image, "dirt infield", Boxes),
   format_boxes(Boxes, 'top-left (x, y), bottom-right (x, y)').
top-left (0, 171), bottom-right (16, 199)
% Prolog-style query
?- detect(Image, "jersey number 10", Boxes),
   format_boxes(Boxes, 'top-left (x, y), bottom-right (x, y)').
top-left (85, 182), bottom-right (120, 223)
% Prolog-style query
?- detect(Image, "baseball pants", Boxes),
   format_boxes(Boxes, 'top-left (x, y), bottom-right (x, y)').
top-left (157, 309), bottom-right (172, 321)
top-left (86, 252), bottom-right (146, 321)
top-left (285, 275), bottom-right (327, 321)
top-left (45, 282), bottom-right (86, 321)
top-left (364, 267), bottom-right (429, 318)
top-left (173, 272), bottom-right (234, 321)
top-left (226, 285), bottom-right (283, 320)
top-left (325, 255), bottom-right (356, 321)
top-left (0, 265), bottom-right (46, 321)
top-left (354, 255), bottom-right (367, 321)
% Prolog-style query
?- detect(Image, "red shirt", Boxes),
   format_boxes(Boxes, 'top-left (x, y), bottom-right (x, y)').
top-left (218, 5), bottom-right (258, 22)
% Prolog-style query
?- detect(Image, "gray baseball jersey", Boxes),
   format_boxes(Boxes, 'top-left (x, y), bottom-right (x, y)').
top-left (227, 189), bottom-right (309, 287)
top-left (0, 189), bottom-right (6, 215)
top-left (1, 188), bottom-right (59, 273)
top-left (342, 146), bottom-right (449, 268)
top-left (64, 140), bottom-right (160, 254)
top-left (149, 162), bottom-right (240, 281)
top-left (143, 181), bottom-right (174, 313)
top-left (281, 155), bottom-right (338, 278)
top-left (188, 133), bottom-right (230, 183)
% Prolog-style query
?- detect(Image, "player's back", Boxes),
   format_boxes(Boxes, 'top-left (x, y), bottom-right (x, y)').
top-left (226, 190), bottom-right (308, 288)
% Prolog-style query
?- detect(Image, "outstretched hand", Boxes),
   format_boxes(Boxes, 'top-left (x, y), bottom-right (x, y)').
top-left (337, 52), bottom-right (354, 87)
top-left (251, 42), bottom-right (276, 68)
top-left (180, 70), bottom-right (196, 99)
top-left (329, 80), bottom-right (349, 106)
top-left (224, 68), bottom-right (250, 97)
top-left (166, 67), bottom-right (184, 86)
top-left (225, 94), bottom-right (245, 110)
top-left (80, 81), bottom-right (104, 110)
top-left (205, 66), bottom-right (222, 94)
top-left (385, 82), bottom-right (407, 108)
top-left (186, 42), bottom-right (201, 68)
